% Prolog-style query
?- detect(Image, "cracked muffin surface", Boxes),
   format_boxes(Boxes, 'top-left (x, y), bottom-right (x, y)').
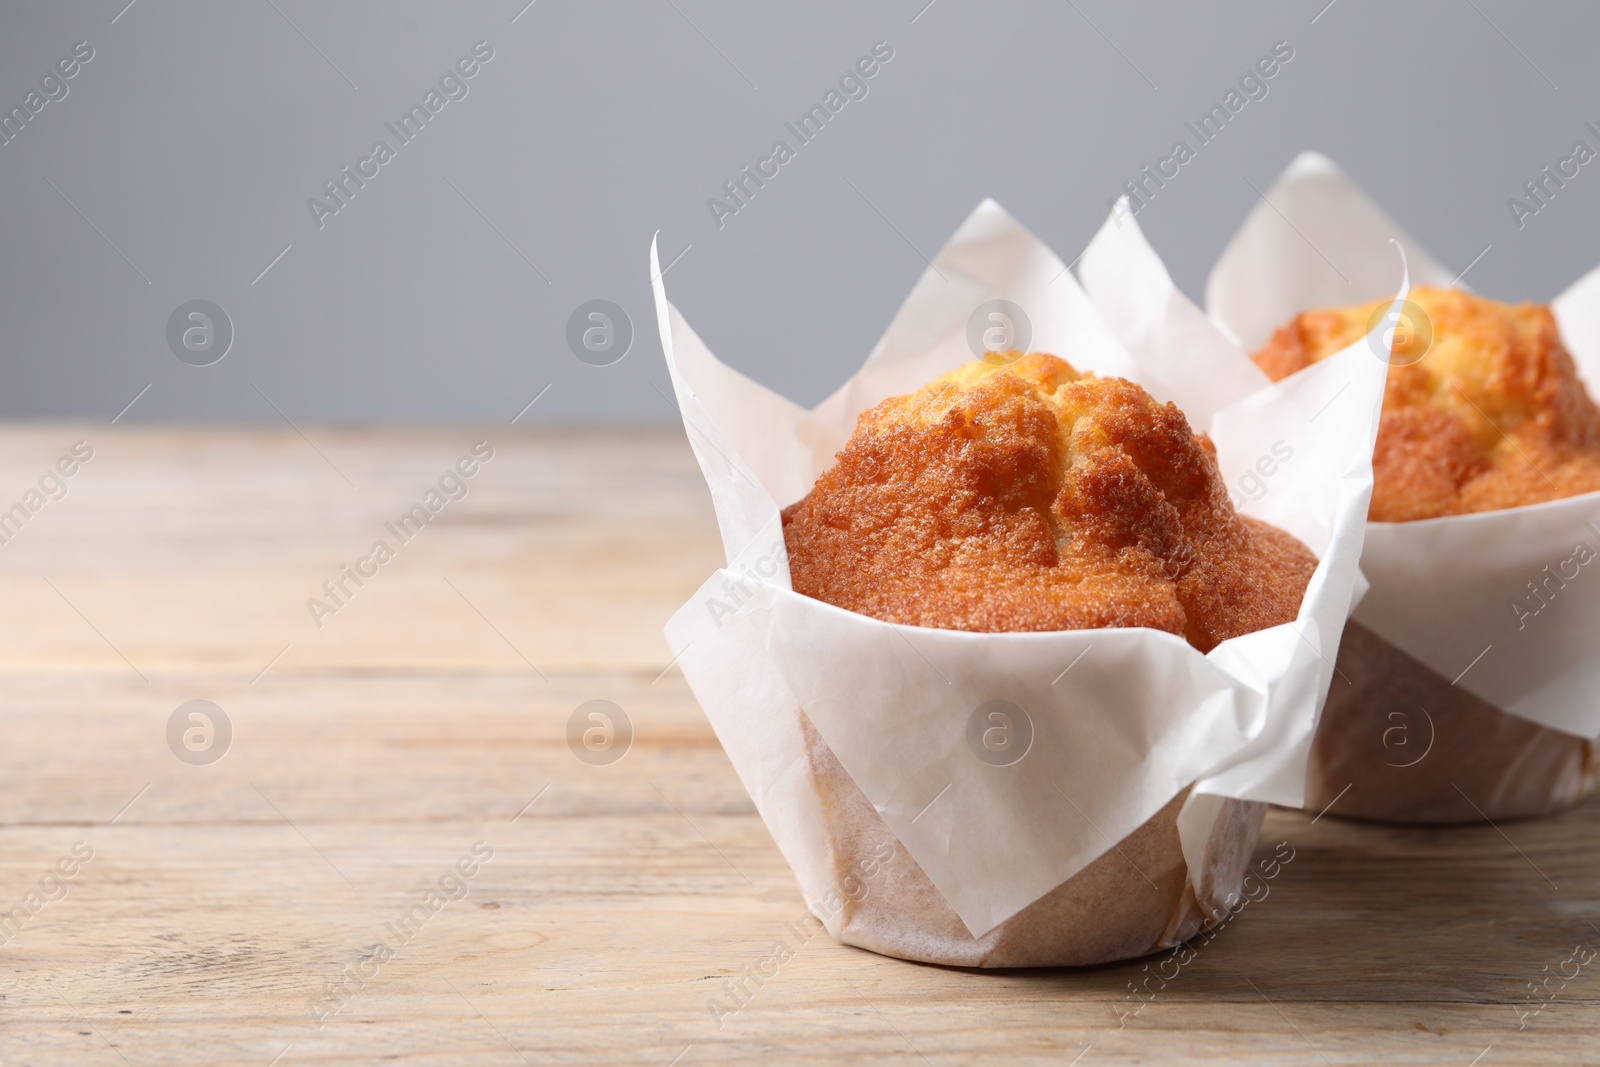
top-left (781, 352), bottom-right (1316, 652)
top-left (1251, 286), bottom-right (1600, 522)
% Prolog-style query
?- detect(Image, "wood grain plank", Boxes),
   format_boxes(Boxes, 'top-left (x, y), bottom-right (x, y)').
top-left (1, 425), bottom-right (1596, 1065)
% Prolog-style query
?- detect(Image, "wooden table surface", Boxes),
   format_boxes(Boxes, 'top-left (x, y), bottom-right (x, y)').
top-left (3, 423), bottom-right (1598, 1066)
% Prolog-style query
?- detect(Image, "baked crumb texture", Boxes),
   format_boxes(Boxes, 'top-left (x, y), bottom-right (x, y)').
top-left (1252, 286), bottom-right (1600, 521)
top-left (781, 353), bottom-right (1315, 653)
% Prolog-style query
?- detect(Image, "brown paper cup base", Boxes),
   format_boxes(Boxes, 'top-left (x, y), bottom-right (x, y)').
top-left (799, 713), bottom-right (1266, 968)
top-left (1306, 622), bottom-right (1600, 824)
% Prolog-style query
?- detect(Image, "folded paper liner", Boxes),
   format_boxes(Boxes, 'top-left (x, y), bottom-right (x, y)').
top-left (1088, 151), bottom-right (1600, 822)
top-left (655, 199), bottom-right (1389, 955)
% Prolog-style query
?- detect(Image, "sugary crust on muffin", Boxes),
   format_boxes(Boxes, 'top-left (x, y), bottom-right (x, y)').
top-left (780, 352), bottom-right (1316, 652)
top-left (1251, 286), bottom-right (1600, 521)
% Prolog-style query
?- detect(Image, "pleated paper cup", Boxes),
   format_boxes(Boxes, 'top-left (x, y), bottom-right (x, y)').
top-left (655, 196), bottom-right (1386, 964)
top-left (1087, 151), bottom-right (1600, 824)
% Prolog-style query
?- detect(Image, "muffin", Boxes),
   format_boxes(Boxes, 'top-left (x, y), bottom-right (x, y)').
top-left (1252, 287), bottom-right (1600, 821)
top-left (779, 352), bottom-right (1317, 964)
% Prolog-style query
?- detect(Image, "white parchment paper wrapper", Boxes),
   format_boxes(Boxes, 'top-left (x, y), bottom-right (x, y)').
top-left (1192, 151), bottom-right (1600, 741)
top-left (656, 199), bottom-right (1387, 939)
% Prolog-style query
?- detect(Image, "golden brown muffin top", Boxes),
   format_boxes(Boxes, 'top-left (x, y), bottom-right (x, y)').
top-left (1252, 286), bottom-right (1600, 521)
top-left (781, 353), bottom-right (1316, 652)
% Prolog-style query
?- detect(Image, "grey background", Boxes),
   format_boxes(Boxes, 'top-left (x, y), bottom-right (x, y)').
top-left (2, 0), bottom-right (1597, 423)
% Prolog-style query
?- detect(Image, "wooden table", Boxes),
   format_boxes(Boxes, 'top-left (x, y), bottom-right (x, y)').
top-left (2, 424), bottom-right (1596, 1066)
